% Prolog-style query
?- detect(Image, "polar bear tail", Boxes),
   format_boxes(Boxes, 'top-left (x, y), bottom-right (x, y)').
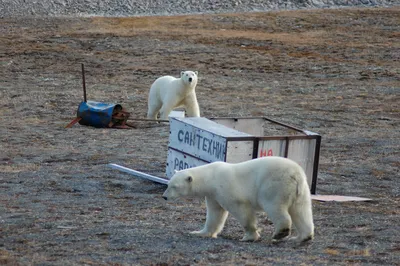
top-left (288, 178), bottom-right (314, 242)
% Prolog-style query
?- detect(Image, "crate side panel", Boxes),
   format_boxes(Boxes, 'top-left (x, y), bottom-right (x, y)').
top-left (226, 140), bottom-right (254, 163)
top-left (169, 119), bottom-right (228, 162)
top-left (166, 148), bottom-right (209, 179)
top-left (257, 139), bottom-right (286, 158)
top-left (287, 138), bottom-right (316, 187)
top-left (212, 118), bottom-right (264, 136)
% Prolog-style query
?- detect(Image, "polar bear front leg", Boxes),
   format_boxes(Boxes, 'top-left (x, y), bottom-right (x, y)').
top-left (190, 197), bottom-right (228, 238)
top-left (183, 93), bottom-right (200, 117)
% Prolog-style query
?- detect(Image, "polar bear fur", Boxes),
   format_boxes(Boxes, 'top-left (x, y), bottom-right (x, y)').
top-left (162, 157), bottom-right (314, 243)
top-left (147, 71), bottom-right (200, 120)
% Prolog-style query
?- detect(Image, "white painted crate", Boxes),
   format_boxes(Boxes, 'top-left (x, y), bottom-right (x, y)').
top-left (166, 117), bottom-right (255, 178)
top-left (167, 116), bottom-right (321, 194)
top-left (211, 117), bottom-right (321, 194)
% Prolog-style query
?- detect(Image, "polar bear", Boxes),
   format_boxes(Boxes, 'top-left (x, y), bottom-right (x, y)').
top-left (162, 157), bottom-right (314, 243)
top-left (147, 71), bottom-right (200, 120)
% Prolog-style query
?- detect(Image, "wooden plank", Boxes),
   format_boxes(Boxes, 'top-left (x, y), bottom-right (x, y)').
top-left (171, 117), bottom-right (253, 137)
top-left (212, 117), bottom-right (264, 136)
top-left (257, 139), bottom-right (287, 158)
top-left (287, 138), bottom-right (316, 187)
top-left (226, 140), bottom-right (254, 163)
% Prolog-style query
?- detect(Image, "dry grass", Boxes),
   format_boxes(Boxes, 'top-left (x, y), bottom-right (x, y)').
top-left (0, 163), bottom-right (41, 173)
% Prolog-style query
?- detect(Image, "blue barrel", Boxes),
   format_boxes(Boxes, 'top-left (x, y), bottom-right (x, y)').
top-left (77, 101), bottom-right (123, 128)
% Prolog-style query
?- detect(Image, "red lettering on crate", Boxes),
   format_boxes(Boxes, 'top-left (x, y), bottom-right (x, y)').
top-left (260, 149), bottom-right (273, 157)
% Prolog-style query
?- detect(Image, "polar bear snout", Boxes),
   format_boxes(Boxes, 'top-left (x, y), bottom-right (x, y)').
top-left (162, 191), bottom-right (169, 200)
top-left (188, 77), bottom-right (193, 83)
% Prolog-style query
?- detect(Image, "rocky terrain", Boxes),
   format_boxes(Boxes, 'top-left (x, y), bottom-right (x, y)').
top-left (1, 4), bottom-right (399, 266)
top-left (0, 0), bottom-right (397, 16)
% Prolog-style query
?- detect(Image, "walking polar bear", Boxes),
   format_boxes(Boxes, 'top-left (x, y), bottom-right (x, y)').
top-left (147, 70), bottom-right (200, 120)
top-left (162, 157), bottom-right (314, 242)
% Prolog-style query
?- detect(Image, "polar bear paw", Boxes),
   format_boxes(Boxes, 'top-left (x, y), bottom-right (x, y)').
top-left (240, 230), bottom-right (260, 242)
top-left (288, 234), bottom-right (313, 243)
top-left (190, 230), bottom-right (217, 238)
top-left (272, 228), bottom-right (290, 241)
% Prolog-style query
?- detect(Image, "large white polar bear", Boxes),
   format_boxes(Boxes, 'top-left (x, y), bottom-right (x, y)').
top-left (162, 156), bottom-right (314, 243)
top-left (147, 71), bottom-right (200, 120)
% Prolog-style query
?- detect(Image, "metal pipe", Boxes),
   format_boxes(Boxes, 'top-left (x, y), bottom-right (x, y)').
top-left (108, 163), bottom-right (169, 185)
top-left (82, 63), bottom-right (87, 103)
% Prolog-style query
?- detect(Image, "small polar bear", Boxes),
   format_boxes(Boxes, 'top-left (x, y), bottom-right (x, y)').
top-left (147, 71), bottom-right (200, 120)
top-left (162, 156), bottom-right (314, 243)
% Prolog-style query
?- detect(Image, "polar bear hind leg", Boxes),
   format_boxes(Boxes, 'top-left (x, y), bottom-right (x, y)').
top-left (190, 197), bottom-right (228, 238)
top-left (261, 202), bottom-right (292, 241)
top-left (147, 103), bottom-right (161, 120)
top-left (147, 91), bottom-right (163, 119)
top-left (288, 197), bottom-right (314, 242)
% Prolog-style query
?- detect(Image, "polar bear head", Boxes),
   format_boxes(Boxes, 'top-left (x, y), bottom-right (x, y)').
top-left (162, 170), bottom-right (193, 201)
top-left (180, 70), bottom-right (198, 86)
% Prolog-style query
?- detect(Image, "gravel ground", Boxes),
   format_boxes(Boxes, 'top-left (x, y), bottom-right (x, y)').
top-left (1, 4), bottom-right (399, 266)
top-left (0, 0), bottom-right (398, 17)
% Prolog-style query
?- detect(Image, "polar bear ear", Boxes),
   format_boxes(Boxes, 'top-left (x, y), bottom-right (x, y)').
top-left (194, 71), bottom-right (198, 76)
top-left (187, 176), bottom-right (193, 183)
top-left (181, 71), bottom-right (185, 77)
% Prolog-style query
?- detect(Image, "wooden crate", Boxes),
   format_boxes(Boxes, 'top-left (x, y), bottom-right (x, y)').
top-left (166, 116), bottom-right (321, 194)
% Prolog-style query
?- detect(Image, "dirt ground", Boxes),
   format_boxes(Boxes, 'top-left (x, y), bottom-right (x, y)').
top-left (1, 7), bottom-right (399, 265)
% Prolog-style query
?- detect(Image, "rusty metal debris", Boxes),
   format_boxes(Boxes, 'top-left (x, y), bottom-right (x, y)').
top-left (66, 64), bottom-right (135, 129)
